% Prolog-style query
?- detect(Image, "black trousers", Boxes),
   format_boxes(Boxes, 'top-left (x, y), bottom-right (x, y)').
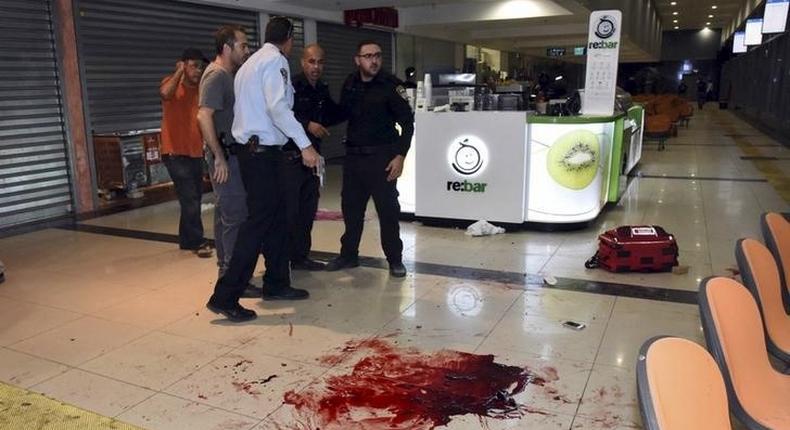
top-left (162, 155), bottom-right (205, 249)
top-left (282, 157), bottom-right (320, 262)
top-left (210, 149), bottom-right (289, 307)
top-left (340, 151), bottom-right (403, 263)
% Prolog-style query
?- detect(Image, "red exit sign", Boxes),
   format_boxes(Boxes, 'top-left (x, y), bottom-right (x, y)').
top-left (344, 7), bottom-right (398, 28)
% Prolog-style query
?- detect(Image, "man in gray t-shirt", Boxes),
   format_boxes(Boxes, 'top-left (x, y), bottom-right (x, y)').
top-left (196, 25), bottom-right (256, 294)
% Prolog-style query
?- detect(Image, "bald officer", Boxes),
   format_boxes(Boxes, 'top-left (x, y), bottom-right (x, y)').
top-left (284, 44), bottom-right (346, 271)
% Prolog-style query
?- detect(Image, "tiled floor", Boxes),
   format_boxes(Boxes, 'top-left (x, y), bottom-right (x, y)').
top-left (0, 106), bottom-right (787, 429)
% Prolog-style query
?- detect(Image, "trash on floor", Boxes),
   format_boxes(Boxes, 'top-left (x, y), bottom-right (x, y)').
top-left (465, 220), bottom-right (505, 237)
top-left (671, 265), bottom-right (690, 275)
top-left (543, 274), bottom-right (558, 285)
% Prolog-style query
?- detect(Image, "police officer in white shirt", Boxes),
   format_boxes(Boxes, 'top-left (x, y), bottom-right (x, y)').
top-left (207, 17), bottom-right (320, 322)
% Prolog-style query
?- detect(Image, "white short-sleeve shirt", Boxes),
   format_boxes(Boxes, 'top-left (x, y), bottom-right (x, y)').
top-left (231, 43), bottom-right (312, 149)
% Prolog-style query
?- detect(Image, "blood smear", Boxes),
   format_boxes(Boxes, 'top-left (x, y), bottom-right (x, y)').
top-left (283, 338), bottom-right (559, 429)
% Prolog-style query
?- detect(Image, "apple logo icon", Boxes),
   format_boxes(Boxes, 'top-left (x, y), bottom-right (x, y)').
top-left (452, 138), bottom-right (483, 175)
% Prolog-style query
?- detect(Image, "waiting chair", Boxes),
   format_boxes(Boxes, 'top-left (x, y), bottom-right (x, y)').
top-left (678, 103), bottom-right (693, 127)
top-left (760, 212), bottom-right (790, 313)
top-left (637, 336), bottom-right (732, 430)
top-left (698, 277), bottom-right (790, 429)
top-left (645, 114), bottom-right (673, 151)
top-left (736, 238), bottom-right (790, 366)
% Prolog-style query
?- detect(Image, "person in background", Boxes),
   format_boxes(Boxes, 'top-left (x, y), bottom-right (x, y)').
top-left (207, 17), bottom-right (320, 323)
top-left (324, 40), bottom-right (414, 278)
top-left (197, 25), bottom-right (261, 297)
top-left (677, 81), bottom-right (687, 96)
top-left (403, 66), bottom-right (418, 89)
top-left (284, 44), bottom-right (346, 271)
top-left (160, 48), bottom-right (212, 258)
top-left (696, 77), bottom-right (707, 109)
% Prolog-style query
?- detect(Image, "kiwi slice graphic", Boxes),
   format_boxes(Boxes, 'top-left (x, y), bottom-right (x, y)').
top-left (546, 130), bottom-right (600, 190)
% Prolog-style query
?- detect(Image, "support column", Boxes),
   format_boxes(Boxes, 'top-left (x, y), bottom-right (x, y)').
top-left (303, 18), bottom-right (317, 45)
top-left (52, 0), bottom-right (96, 214)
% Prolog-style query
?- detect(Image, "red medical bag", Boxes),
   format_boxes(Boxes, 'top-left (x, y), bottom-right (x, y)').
top-left (585, 226), bottom-right (679, 273)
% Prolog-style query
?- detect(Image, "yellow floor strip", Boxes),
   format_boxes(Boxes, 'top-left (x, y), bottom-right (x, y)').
top-left (0, 381), bottom-right (144, 430)
top-left (718, 119), bottom-right (790, 203)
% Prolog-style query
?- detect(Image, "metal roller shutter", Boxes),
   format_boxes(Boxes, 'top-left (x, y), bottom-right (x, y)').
top-left (0, 0), bottom-right (73, 229)
top-left (287, 17), bottom-right (305, 76)
top-left (316, 22), bottom-right (393, 159)
top-left (77, 0), bottom-right (262, 134)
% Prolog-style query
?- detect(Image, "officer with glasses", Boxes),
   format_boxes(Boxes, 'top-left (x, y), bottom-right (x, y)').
top-left (207, 16), bottom-right (320, 322)
top-left (324, 40), bottom-right (414, 278)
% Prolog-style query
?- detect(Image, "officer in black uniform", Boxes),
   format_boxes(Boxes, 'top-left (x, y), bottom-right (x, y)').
top-left (284, 44), bottom-right (345, 271)
top-left (324, 40), bottom-right (414, 277)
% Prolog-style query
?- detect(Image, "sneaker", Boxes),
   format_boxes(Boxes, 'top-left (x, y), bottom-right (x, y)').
top-left (193, 242), bottom-right (213, 258)
top-left (324, 256), bottom-right (360, 272)
top-left (389, 262), bottom-right (407, 278)
top-left (291, 258), bottom-right (326, 271)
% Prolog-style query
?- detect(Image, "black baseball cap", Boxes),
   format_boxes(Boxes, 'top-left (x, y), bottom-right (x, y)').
top-left (181, 48), bottom-right (209, 63)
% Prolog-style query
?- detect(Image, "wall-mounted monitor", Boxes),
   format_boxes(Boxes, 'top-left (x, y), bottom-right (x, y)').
top-left (745, 18), bottom-right (764, 45)
top-left (763, 0), bottom-right (789, 33)
top-left (733, 31), bottom-right (747, 53)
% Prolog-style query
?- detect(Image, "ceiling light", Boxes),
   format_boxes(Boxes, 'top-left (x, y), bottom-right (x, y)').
top-left (670, 1), bottom-right (677, 4)
top-left (673, 11), bottom-right (678, 15)
top-left (706, 22), bottom-right (711, 25)
top-left (711, 5), bottom-right (717, 9)
top-left (674, 26), bottom-right (679, 29)
top-left (673, 19), bottom-right (678, 22)
top-left (708, 14), bottom-right (714, 18)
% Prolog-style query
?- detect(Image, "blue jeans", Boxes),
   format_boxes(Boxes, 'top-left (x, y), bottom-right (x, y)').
top-left (163, 155), bottom-right (205, 249)
top-left (207, 152), bottom-right (248, 277)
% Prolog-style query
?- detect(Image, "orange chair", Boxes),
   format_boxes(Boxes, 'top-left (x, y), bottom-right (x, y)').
top-left (678, 103), bottom-right (693, 127)
top-left (645, 114), bottom-right (673, 150)
top-left (699, 277), bottom-right (790, 429)
top-left (637, 336), bottom-right (732, 430)
top-left (761, 212), bottom-right (790, 313)
top-left (736, 239), bottom-right (790, 368)
top-left (655, 102), bottom-right (681, 132)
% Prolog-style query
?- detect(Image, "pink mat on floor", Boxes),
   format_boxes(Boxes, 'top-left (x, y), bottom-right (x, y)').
top-left (315, 209), bottom-right (344, 221)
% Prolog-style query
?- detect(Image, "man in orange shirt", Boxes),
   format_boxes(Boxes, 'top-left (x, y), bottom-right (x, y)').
top-left (160, 48), bottom-right (213, 258)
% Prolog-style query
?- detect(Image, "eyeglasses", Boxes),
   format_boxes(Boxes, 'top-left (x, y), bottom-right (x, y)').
top-left (357, 52), bottom-right (382, 60)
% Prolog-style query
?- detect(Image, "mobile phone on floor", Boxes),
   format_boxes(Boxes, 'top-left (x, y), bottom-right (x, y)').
top-left (562, 321), bottom-right (586, 330)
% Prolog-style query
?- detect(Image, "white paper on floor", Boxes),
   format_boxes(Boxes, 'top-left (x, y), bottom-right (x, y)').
top-left (465, 220), bottom-right (505, 237)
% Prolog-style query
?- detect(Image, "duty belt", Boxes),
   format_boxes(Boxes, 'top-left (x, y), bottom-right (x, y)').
top-left (243, 135), bottom-right (284, 154)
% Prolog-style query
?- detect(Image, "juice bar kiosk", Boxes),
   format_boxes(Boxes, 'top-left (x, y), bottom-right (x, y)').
top-left (396, 83), bottom-right (644, 224)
